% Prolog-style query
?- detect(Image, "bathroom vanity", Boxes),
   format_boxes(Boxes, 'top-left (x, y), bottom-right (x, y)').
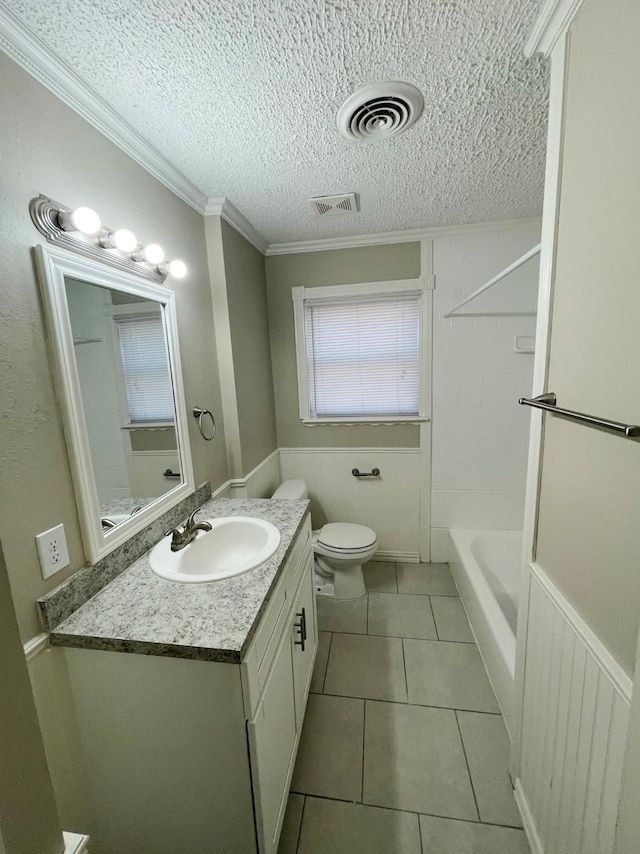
top-left (50, 499), bottom-right (316, 854)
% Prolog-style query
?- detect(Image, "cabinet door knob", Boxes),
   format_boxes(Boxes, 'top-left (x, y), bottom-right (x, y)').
top-left (294, 608), bottom-right (306, 651)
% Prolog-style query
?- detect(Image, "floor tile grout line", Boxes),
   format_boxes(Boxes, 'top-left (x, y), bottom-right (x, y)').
top-left (321, 632), bottom-right (334, 693)
top-left (454, 709), bottom-right (481, 823)
top-left (294, 795), bottom-right (306, 854)
top-left (288, 791), bottom-right (525, 831)
top-left (312, 690), bottom-right (502, 714)
top-left (418, 810), bottom-right (425, 854)
top-left (365, 590), bottom-right (460, 598)
top-left (318, 627), bottom-right (477, 645)
top-left (401, 637), bottom-right (409, 703)
top-left (427, 594), bottom-right (439, 641)
top-left (361, 699), bottom-right (366, 803)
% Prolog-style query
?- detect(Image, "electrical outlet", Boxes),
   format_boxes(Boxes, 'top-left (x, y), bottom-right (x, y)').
top-left (36, 523), bottom-right (70, 579)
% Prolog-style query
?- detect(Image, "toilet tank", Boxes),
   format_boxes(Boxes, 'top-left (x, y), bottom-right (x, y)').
top-left (272, 479), bottom-right (308, 499)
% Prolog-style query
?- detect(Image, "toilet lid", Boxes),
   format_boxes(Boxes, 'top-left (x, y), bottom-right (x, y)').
top-left (317, 522), bottom-right (377, 551)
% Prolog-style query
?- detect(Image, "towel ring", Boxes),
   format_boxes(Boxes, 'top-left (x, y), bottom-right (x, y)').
top-left (192, 407), bottom-right (216, 441)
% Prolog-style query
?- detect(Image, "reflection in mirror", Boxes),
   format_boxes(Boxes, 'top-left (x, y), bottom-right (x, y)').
top-left (65, 279), bottom-right (182, 531)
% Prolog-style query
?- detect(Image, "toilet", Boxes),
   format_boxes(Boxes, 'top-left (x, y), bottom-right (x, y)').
top-left (272, 479), bottom-right (377, 599)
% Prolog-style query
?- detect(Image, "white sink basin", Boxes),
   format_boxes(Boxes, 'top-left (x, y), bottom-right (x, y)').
top-left (149, 516), bottom-right (281, 583)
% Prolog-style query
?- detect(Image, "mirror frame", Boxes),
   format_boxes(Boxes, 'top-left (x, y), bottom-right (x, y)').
top-left (35, 243), bottom-right (195, 563)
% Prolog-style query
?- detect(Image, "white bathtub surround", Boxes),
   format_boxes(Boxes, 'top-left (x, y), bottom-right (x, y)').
top-left (449, 529), bottom-right (521, 737)
top-left (515, 564), bottom-right (631, 854)
top-left (430, 221), bottom-right (540, 555)
top-left (279, 447), bottom-right (421, 562)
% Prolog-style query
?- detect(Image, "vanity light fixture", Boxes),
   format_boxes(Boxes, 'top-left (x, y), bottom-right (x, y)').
top-left (162, 259), bottom-right (187, 279)
top-left (30, 195), bottom-right (190, 283)
top-left (137, 243), bottom-right (165, 265)
top-left (58, 206), bottom-right (102, 235)
top-left (101, 228), bottom-right (138, 253)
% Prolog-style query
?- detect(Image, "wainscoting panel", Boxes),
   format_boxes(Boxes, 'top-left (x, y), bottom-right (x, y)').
top-left (279, 448), bottom-right (421, 560)
top-left (516, 564), bottom-right (631, 854)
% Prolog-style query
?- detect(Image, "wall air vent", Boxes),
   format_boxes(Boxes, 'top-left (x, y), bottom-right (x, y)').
top-left (337, 81), bottom-right (424, 143)
top-left (310, 193), bottom-right (359, 217)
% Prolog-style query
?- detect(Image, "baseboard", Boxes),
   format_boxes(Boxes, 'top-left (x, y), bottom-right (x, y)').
top-left (372, 551), bottom-right (421, 563)
top-left (278, 446), bottom-right (420, 454)
top-left (514, 779), bottom-right (543, 854)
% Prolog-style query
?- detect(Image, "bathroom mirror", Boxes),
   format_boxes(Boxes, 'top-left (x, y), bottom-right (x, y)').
top-left (35, 243), bottom-right (195, 562)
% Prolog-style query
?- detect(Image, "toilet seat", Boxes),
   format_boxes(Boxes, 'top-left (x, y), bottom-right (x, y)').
top-left (316, 522), bottom-right (377, 552)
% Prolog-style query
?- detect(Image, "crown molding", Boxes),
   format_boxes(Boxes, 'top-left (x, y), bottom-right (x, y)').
top-left (266, 217), bottom-right (542, 256)
top-left (204, 197), bottom-right (269, 254)
top-left (0, 6), bottom-right (207, 212)
top-left (524, 0), bottom-right (585, 58)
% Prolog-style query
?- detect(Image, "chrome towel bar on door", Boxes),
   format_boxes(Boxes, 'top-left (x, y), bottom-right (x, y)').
top-left (352, 468), bottom-right (381, 478)
top-left (519, 393), bottom-right (640, 440)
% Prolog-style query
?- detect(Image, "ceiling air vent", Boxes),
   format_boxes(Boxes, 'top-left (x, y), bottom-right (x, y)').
top-left (310, 193), bottom-right (359, 217)
top-left (337, 81), bottom-right (424, 143)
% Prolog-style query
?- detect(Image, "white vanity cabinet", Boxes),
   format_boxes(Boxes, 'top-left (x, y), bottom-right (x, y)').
top-left (64, 513), bottom-right (316, 854)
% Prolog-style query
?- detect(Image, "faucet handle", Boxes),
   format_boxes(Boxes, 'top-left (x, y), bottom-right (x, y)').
top-left (185, 509), bottom-right (200, 528)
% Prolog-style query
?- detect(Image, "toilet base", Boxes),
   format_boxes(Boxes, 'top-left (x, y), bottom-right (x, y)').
top-left (313, 559), bottom-right (367, 600)
top-left (314, 573), bottom-right (335, 598)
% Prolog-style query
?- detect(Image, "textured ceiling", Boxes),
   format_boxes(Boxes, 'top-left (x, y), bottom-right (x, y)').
top-left (6, 0), bottom-right (549, 244)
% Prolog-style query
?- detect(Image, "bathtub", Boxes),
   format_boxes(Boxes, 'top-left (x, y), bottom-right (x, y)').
top-left (448, 529), bottom-right (522, 738)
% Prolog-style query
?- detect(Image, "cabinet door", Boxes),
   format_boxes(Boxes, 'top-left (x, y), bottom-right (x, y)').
top-left (291, 553), bottom-right (318, 730)
top-left (247, 627), bottom-right (297, 854)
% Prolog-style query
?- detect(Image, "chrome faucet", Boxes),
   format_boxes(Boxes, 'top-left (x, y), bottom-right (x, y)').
top-left (164, 510), bottom-right (212, 552)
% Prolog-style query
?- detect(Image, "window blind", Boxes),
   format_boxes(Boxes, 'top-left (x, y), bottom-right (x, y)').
top-left (115, 313), bottom-right (175, 423)
top-left (304, 292), bottom-right (421, 418)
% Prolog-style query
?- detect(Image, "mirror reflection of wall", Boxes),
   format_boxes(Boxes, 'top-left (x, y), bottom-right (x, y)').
top-left (64, 278), bottom-right (180, 530)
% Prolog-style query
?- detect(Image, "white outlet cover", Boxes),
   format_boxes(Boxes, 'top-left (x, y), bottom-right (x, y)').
top-left (36, 523), bottom-right (70, 579)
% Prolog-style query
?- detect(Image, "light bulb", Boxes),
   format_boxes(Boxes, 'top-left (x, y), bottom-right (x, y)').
top-left (59, 206), bottom-right (101, 235)
top-left (140, 243), bottom-right (165, 265)
top-left (110, 229), bottom-right (138, 253)
top-left (165, 259), bottom-right (187, 279)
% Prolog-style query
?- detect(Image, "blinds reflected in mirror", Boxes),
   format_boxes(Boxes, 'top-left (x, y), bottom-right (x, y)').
top-left (115, 313), bottom-right (175, 423)
top-left (303, 292), bottom-right (421, 417)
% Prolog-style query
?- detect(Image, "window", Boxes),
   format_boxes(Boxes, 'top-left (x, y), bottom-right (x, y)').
top-left (292, 280), bottom-right (429, 423)
top-left (115, 312), bottom-right (175, 423)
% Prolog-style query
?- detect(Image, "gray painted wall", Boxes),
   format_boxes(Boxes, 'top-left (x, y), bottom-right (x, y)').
top-left (0, 543), bottom-right (63, 854)
top-left (221, 219), bottom-right (278, 474)
top-left (265, 243), bottom-right (422, 448)
top-left (0, 52), bottom-right (228, 642)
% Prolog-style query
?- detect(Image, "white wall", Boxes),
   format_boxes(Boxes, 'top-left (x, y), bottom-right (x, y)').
top-left (430, 222), bottom-right (540, 560)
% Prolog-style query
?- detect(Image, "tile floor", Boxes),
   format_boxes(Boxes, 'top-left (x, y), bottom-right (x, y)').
top-left (278, 561), bottom-right (530, 854)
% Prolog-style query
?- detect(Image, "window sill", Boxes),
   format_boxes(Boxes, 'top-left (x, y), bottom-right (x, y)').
top-left (301, 417), bottom-right (430, 427)
top-left (121, 422), bottom-right (175, 430)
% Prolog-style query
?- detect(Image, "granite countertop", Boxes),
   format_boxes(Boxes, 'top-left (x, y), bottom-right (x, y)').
top-left (50, 498), bottom-right (310, 664)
